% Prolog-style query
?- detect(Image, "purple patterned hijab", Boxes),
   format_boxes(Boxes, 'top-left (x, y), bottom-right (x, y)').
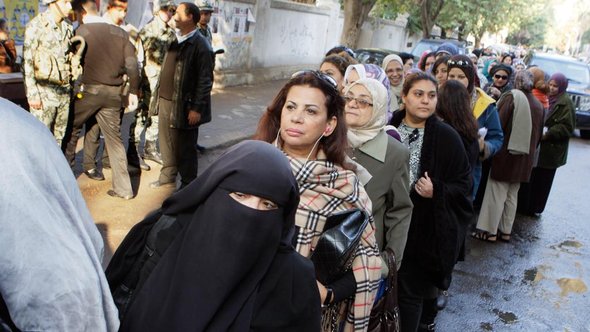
top-left (548, 72), bottom-right (568, 111)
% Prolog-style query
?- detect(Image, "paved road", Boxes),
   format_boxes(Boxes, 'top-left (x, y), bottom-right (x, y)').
top-left (78, 79), bottom-right (590, 329)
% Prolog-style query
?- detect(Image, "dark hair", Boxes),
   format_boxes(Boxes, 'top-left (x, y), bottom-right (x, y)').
top-left (325, 45), bottom-right (355, 58)
top-left (72, 0), bottom-right (98, 14)
top-left (402, 71), bottom-right (438, 97)
top-left (432, 55), bottom-right (450, 75)
top-left (0, 18), bottom-right (6, 30)
top-left (447, 54), bottom-right (475, 94)
top-left (254, 72), bottom-right (349, 168)
top-left (320, 55), bottom-right (350, 77)
top-left (108, 0), bottom-right (128, 8)
top-left (399, 52), bottom-right (414, 65)
top-left (418, 52), bottom-right (436, 71)
top-left (180, 2), bottom-right (200, 25)
top-left (436, 80), bottom-right (479, 141)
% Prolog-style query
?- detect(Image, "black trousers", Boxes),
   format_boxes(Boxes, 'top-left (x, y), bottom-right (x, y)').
top-left (398, 268), bottom-right (439, 332)
top-left (157, 97), bottom-right (198, 187)
top-left (526, 167), bottom-right (557, 214)
top-left (64, 84), bottom-right (133, 196)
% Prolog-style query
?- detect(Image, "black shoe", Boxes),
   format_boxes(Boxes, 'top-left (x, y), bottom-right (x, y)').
top-left (149, 180), bottom-right (175, 189)
top-left (128, 156), bottom-right (151, 171)
top-left (84, 168), bottom-right (105, 181)
top-left (196, 144), bottom-right (206, 153)
top-left (107, 189), bottom-right (134, 200)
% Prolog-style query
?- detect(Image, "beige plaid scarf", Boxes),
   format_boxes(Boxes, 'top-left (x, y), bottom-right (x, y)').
top-left (287, 150), bottom-right (382, 331)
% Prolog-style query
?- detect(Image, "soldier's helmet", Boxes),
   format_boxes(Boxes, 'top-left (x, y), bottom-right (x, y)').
top-left (158, 0), bottom-right (175, 7)
top-left (198, 0), bottom-right (214, 12)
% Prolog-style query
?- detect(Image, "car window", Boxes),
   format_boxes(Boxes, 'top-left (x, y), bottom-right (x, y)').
top-left (531, 58), bottom-right (590, 85)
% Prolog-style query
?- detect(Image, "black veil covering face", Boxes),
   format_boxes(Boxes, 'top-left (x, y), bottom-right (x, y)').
top-left (119, 140), bottom-right (321, 332)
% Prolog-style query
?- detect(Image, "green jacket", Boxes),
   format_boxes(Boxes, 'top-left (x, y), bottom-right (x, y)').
top-left (538, 93), bottom-right (576, 169)
top-left (350, 130), bottom-right (413, 272)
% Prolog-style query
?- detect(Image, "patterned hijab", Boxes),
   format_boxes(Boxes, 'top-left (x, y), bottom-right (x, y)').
top-left (285, 149), bottom-right (381, 331)
top-left (344, 63), bottom-right (392, 121)
top-left (345, 78), bottom-right (389, 148)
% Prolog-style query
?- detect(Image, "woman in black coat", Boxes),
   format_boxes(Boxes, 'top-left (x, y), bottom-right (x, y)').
top-left (389, 72), bottom-right (473, 332)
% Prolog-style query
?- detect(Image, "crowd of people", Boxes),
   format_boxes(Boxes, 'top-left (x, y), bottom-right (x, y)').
top-left (0, 1), bottom-right (578, 331)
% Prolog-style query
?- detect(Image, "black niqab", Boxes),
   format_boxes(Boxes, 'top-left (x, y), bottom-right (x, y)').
top-left (120, 141), bottom-right (320, 332)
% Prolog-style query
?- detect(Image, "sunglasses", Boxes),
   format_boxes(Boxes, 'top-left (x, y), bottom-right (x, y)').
top-left (343, 95), bottom-right (373, 108)
top-left (447, 59), bottom-right (471, 67)
top-left (494, 74), bottom-right (508, 80)
top-left (291, 70), bottom-right (338, 91)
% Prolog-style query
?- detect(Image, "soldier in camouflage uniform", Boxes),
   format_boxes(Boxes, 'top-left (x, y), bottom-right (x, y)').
top-left (136, 0), bottom-right (177, 165)
top-left (197, 1), bottom-right (213, 45)
top-left (23, 0), bottom-right (74, 147)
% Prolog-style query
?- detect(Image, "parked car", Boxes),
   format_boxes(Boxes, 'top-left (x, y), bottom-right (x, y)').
top-left (355, 48), bottom-right (397, 65)
top-left (524, 52), bottom-right (590, 138)
top-left (410, 38), bottom-right (467, 61)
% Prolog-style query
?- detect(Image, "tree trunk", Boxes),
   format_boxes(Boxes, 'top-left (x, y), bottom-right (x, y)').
top-left (340, 0), bottom-right (377, 48)
top-left (419, 0), bottom-right (444, 39)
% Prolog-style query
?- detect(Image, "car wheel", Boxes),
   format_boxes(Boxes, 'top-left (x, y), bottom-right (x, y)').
top-left (580, 130), bottom-right (590, 139)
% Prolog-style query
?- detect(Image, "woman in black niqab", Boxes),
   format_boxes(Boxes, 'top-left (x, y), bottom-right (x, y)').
top-left (119, 140), bottom-right (321, 332)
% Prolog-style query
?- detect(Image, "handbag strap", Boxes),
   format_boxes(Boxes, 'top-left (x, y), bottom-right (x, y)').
top-left (383, 248), bottom-right (399, 307)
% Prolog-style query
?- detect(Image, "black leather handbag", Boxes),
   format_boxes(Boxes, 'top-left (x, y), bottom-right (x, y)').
top-left (368, 248), bottom-right (400, 332)
top-left (310, 209), bottom-right (369, 285)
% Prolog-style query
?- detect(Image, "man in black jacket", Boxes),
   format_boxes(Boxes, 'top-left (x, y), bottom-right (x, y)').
top-left (150, 2), bottom-right (214, 189)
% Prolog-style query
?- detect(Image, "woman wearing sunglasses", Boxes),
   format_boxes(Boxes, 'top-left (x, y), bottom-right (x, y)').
top-left (389, 72), bottom-right (473, 331)
top-left (255, 71), bottom-right (381, 331)
top-left (446, 55), bottom-right (504, 199)
top-left (484, 64), bottom-right (513, 100)
top-left (343, 77), bottom-right (413, 275)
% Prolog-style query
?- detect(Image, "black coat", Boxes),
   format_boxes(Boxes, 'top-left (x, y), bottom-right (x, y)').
top-left (391, 112), bottom-right (473, 289)
top-left (151, 31), bottom-right (214, 129)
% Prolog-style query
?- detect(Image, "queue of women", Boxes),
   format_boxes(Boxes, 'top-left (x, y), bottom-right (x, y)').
top-left (0, 43), bottom-right (576, 332)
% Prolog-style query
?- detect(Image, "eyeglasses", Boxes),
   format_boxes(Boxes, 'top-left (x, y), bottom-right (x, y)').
top-left (291, 70), bottom-right (338, 91)
top-left (447, 59), bottom-right (471, 67)
top-left (343, 95), bottom-right (373, 108)
top-left (408, 128), bottom-right (420, 144)
top-left (494, 74), bottom-right (508, 80)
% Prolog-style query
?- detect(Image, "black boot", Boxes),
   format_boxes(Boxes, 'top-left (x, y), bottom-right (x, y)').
top-left (143, 140), bottom-right (163, 165)
top-left (127, 143), bottom-right (150, 171)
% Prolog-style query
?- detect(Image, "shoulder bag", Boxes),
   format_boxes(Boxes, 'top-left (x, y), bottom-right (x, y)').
top-left (368, 248), bottom-right (400, 332)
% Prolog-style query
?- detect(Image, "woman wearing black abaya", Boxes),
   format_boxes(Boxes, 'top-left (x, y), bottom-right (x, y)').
top-left (117, 140), bottom-right (321, 332)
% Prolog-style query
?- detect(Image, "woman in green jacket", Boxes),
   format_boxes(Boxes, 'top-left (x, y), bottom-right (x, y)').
top-left (528, 72), bottom-right (575, 214)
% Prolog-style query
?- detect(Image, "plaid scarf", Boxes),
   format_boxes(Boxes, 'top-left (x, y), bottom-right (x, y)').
top-left (287, 150), bottom-right (382, 331)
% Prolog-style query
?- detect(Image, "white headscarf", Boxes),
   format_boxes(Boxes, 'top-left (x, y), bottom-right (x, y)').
top-left (0, 98), bottom-right (119, 331)
top-left (382, 54), bottom-right (404, 111)
top-left (344, 63), bottom-right (393, 121)
top-left (345, 78), bottom-right (389, 148)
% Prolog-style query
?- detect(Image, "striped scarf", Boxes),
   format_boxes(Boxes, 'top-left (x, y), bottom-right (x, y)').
top-left (287, 150), bottom-right (382, 331)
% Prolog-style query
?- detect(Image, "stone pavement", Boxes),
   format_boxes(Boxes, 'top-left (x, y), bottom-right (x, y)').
top-left (77, 79), bottom-right (288, 265)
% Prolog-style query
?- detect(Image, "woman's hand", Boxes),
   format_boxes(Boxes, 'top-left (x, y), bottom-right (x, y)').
top-left (316, 281), bottom-right (327, 303)
top-left (415, 172), bottom-right (433, 198)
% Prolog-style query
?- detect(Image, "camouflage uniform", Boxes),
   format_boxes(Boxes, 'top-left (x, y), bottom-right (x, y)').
top-left (23, 10), bottom-right (73, 146)
top-left (197, 22), bottom-right (212, 46)
top-left (138, 15), bottom-right (176, 143)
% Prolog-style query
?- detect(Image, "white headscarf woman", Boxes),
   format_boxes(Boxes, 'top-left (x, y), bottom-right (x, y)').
top-left (345, 78), bottom-right (389, 148)
top-left (382, 54), bottom-right (405, 112)
top-left (0, 98), bottom-right (119, 331)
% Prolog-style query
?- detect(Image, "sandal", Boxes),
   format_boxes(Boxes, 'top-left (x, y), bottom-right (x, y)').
top-left (498, 231), bottom-right (511, 242)
top-left (471, 230), bottom-right (497, 242)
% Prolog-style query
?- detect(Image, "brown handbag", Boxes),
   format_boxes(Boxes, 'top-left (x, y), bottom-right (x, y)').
top-left (368, 248), bottom-right (400, 332)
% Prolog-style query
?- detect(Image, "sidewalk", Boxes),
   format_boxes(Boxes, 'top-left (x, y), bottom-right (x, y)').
top-left (78, 79), bottom-right (288, 265)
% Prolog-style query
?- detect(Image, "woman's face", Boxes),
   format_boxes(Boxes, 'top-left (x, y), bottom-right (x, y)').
top-left (229, 192), bottom-right (278, 211)
top-left (344, 84), bottom-right (373, 128)
top-left (502, 57), bottom-right (512, 65)
top-left (448, 68), bottom-right (469, 90)
top-left (424, 56), bottom-right (436, 72)
top-left (548, 80), bottom-right (560, 96)
top-left (345, 68), bottom-right (360, 87)
top-left (515, 64), bottom-right (525, 72)
top-left (402, 79), bottom-right (437, 126)
top-left (320, 62), bottom-right (344, 93)
top-left (385, 61), bottom-right (403, 87)
top-left (279, 85), bottom-right (337, 159)
top-left (403, 59), bottom-right (414, 76)
top-left (493, 69), bottom-right (509, 88)
top-left (434, 63), bottom-right (448, 86)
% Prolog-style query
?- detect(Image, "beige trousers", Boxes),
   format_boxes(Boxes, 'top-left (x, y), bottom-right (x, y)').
top-left (476, 175), bottom-right (521, 235)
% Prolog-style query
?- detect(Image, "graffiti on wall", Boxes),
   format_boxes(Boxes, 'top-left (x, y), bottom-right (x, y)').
top-left (211, 1), bottom-right (255, 69)
top-left (0, 0), bottom-right (41, 45)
